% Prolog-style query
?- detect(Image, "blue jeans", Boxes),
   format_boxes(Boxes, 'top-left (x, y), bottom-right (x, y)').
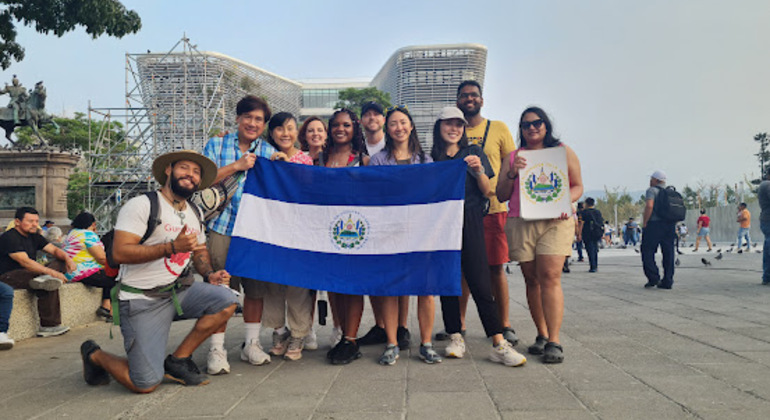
top-left (762, 222), bottom-right (770, 284)
top-left (576, 240), bottom-right (584, 260)
top-left (641, 221), bottom-right (676, 287)
top-left (737, 227), bottom-right (751, 249)
top-left (0, 281), bottom-right (13, 333)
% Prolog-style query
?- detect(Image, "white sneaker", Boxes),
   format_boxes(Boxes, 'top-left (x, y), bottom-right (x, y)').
top-left (329, 326), bottom-right (343, 349)
top-left (29, 275), bottom-right (62, 291)
top-left (445, 333), bottom-right (465, 358)
top-left (207, 347), bottom-right (230, 375)
top-left (36, 325), bottom-right (70, 337)
top-left (304, 329), bottom-right (318, 350)
top-left (240, 339), bottom-right (271, 365)
top-left (0, 332), bottom-right (14, 350)
top-left (490, 340), bottom-right (526, 367)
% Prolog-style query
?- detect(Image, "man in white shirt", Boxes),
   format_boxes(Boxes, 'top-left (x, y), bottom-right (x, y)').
top-left (80, 150), bottom-right (238, 393)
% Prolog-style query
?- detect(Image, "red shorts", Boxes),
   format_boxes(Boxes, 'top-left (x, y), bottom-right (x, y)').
top-left (483, 212), bottom-right (510, 266)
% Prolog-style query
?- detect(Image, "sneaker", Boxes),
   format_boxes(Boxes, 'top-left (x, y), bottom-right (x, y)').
top-left (527, 335), bottom-right (549, 355)
top-left (397, 326), bottom-right (411, 350)
top-left (270, 330), bottom-right (291, 356)
top-left (29, 275), bottom-right (62, 291)
top-left (445, 333), bottom-right (466, 358)
top-left (284, 336), bottom-right (304, 361)
top-left (329, 326), bottom-right (343, 349)
top-left (164, 355), bottom-right (210, 386)
top-left (37, 325), bottom-right (70, 337)
top-left (378, 344), bottom-right (399, 366)
top-left (80, 340), bottom-right (109, 385)
top-left (0, 332), bottom-right (14, 350)
top-left (357, 325), bottom-right (387, 346)
top-left (502, 327), bottom-right (519, 346)
top-left (206, 347), bottom-right (230, 375)
top-left (95, 306), bottom-right (112, 323)
top-left (240, 339), bottom-right (271, 365)
top-left (435, 329), bottom-right (465, 341)
top-left (419, 343), bottom-right (443, 364)
top-left (644, 280), bottom-right (659, 289)
top-left (490, 340), bottom-right (526, 367)
top-left (543, 342), bottom-right (564, 364)
top-left (304, 329), bottom-right (318, 350)
top-left (330, 339), bottom-right (361, 365)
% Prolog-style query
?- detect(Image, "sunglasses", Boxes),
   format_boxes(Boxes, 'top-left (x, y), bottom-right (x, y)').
top-left (520, 119), bottom-right (545, 130)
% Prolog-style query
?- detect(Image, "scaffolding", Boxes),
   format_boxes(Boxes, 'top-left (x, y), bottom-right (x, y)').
top-left (87, 36), bottom-right (302, 231)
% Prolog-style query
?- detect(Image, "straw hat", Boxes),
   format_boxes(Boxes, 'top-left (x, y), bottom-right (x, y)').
top-left (151, 150), bottom-right (217, 190)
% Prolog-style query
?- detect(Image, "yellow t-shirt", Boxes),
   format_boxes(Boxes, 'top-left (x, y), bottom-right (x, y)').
top-left (466, 119), bottom-right (516, 214)
top-left (740, 209), bottom-right (751, 228)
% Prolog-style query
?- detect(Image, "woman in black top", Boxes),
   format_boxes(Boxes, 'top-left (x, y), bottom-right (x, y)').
top-left (431, 107), bottom-right (526, 367)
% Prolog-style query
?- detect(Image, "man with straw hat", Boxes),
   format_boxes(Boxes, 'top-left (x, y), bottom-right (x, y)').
top-left (80, 150), bottom-right (239, 393)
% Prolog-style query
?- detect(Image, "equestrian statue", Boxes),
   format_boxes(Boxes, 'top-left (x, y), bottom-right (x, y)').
top-left (0, 75), bottom-right (60, 147)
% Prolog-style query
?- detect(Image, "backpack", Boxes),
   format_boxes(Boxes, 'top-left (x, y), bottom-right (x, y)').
top-left (583, 209), bottom-right (604, 240)
top-left (653, 186), bottom-right (686, 222)
top-left (102, 191), bottom-right (203, 273)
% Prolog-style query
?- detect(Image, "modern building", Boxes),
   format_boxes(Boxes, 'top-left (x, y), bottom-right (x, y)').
top-left (88, 41), bottom-right (487, 230)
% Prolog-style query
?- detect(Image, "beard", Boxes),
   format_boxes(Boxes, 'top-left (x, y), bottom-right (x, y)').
top-left (459, 105), bottom-right (480, 118)
top-left (169, 173), bottom-right (198, 199)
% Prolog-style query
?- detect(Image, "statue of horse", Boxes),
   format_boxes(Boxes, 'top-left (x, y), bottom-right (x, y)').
top-left (0, 84), bottom-right (60, 147)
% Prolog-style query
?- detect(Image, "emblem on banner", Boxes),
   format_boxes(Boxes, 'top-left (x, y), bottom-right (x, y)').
top-left (523, 164), bottom-right (566, 203)
top-left (330, 211), bottom-right (369, 250)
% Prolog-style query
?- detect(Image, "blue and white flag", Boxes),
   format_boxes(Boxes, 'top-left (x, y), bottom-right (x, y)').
top-left (225, 158), bottom-right (466, 296)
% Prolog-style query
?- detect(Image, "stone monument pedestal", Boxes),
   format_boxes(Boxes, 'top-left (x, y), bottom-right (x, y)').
top-left (0, 150), bottom-right (81, 226)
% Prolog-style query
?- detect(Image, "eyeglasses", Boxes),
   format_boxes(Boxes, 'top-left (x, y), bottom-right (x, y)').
top-left (520, 119), bottom-right (545, 130)
top-left (457, 92), bottom-right (480, 100)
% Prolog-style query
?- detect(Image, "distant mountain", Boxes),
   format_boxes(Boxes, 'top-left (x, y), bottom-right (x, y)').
top-left (581, 189), bottom-right (647, 201)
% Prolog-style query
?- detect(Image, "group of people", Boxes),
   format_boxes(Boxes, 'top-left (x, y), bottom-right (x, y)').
top-left (2, 80), bottom-right (584, 394)
top-left (0, 209), bottom-right (117, 350)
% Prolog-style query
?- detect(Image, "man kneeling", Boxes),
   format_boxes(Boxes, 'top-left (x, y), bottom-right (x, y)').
top-left (81, 150), bottom-right (238, 393)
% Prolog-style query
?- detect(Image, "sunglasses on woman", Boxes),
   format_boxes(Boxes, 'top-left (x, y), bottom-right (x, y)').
top-left (520, 119), bottom-right (545, 130)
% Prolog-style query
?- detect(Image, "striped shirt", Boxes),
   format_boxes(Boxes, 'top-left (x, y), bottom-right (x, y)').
top-left (202, 133), bottom-right (275, 235)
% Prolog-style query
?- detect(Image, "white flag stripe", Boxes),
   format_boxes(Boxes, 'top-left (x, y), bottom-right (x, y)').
top-left (233, 194), bottom-right (464, 255)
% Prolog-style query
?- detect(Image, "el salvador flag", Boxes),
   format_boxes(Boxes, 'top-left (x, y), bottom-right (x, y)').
top-left (225, 158), bottom-right (466, 296)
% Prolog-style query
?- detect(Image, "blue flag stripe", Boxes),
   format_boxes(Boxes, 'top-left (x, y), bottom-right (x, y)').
top-left (247, 158), bottom-right (466, 206)
top-left (226, 238), bottom-right (462, 296)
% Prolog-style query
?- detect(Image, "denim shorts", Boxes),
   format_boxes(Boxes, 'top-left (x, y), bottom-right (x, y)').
top-left (119, 282), bottom-right (238, 389)
top-left (697, 227), bottom-right (709, 237)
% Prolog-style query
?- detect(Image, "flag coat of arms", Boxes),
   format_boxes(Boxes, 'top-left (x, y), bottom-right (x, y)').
top-left (225, 158), bottom-right (466, 296)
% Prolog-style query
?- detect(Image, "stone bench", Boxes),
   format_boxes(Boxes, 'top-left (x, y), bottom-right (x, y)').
top-left (8, 282), bottom-right (104, 341)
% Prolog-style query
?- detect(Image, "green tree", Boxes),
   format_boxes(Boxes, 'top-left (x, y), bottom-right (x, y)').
top-left (593, 187), bottom-right (642, 228)
top-left (14, 111), bottom-right (125, 150)
top-left (755, 132), bottom-right (769, 178)
top-left (334, 87), bottom-right (392, 116)
top-left (0, 0), bottom-right (141, 69)
top-left (66, 168), bottom-right (88, 218)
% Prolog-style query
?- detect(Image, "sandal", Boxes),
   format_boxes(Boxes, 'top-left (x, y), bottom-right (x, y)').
top-left (543, 342), bottom-right (564, 364)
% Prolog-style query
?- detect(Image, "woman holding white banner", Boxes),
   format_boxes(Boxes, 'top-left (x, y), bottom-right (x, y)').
top-left (496, 107), bottom-right (583, 364)
top-left (259, 112), bottom-right (314, 361)
top-left (323, 108), bottom-right (370, 365)
top-left (431, 107), bottom-right (527, 367)
top-left (369, 105), bottom-right (441, 366)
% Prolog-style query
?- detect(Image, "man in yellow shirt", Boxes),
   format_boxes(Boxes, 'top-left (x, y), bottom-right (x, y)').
top-left (449, 80), bottom-right (518, 345)
top-left (737, 202), bottom-right (752, 253)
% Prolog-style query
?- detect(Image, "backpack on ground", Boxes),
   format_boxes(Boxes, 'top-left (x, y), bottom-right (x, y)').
top-left (653, 186), bottom-right (686, 222)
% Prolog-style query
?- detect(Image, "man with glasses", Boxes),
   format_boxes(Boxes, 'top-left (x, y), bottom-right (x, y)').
top-left (440, 80), bottom-right (518, 345)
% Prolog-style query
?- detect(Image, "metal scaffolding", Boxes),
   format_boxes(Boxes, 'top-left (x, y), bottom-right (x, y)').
top-left (87, 36), bottom-right (302, 231)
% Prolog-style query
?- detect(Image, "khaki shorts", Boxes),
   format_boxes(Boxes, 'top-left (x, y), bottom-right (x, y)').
top-left (505, 217), bottom-right (575, 262)
top-left (209, 231), bottom-right (268, 299)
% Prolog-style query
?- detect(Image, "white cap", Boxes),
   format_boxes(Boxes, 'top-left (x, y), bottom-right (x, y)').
top-left (436, 106), bottom-right (467, 124)
top-left (650, 170), bottom-right (667, 181)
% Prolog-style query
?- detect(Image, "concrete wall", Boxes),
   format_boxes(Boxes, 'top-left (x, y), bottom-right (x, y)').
top-left (684, 202), bottom-right (762, 244)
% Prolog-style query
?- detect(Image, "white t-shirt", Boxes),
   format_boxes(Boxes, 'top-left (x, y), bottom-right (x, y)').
top-left (115, 194), bottom-right (205, 299)
top-left (365, 138), bottom-right (385, 157)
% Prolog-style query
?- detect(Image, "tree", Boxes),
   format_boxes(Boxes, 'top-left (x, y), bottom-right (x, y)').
top-left (0, 0), bottom-right (141, 69)
top-left (14, 111), bottom-right (125, 150)
top-left (754, 132), bottom-right (769, 180)
top-left (593, 187), bottom-right (642, 228)
top-left (334, 87), bottom-right (392, 116)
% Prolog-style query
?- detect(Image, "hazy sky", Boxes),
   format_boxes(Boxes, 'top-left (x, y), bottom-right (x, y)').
top-left (1, 0), bottom-right (767, 192)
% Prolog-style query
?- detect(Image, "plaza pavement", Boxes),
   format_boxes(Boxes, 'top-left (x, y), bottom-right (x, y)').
top-left (2, 245), bottom-right (770, 419)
